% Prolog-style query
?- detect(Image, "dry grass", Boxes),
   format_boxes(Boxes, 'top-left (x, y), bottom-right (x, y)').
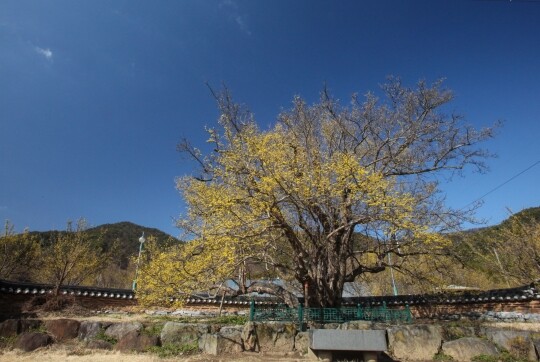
top-left (0, 349), bottom-right (307, 362)
top-left (484, 321), bottom-right (540, 331)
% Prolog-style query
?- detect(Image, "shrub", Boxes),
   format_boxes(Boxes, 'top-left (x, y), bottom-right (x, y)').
top-left (94, 328), bottom-right (117, 345)
top-left (471, 354), bottom-right (498, 362)
top-left (146, 341), bottom-right (198, 358)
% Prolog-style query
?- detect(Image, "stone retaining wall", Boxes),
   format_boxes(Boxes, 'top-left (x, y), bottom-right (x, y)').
top-left (2, 318), bottom-right (540, 361)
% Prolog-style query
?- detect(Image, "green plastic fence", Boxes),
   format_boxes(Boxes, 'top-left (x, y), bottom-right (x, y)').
top-left (249, 301), bottom-right (412, 324)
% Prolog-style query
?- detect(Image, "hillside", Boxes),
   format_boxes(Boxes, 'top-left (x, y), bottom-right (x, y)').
top-left (446, 206), bottom-right (540, 290)
top-left (5, 208), bottom-right (539, 292)
top-left (459, 207), bottom-right (540, 236)
top-left (28, 221), bottom-right (177, 270)
top-left (86, 221), bottom-right (177, 269)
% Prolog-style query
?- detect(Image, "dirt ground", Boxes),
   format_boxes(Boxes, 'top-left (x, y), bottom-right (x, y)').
top-left (0, 349), bottom-right (308, 362)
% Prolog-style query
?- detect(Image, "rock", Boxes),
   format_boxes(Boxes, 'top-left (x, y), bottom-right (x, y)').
top-left (78, 321), bottom-right (102, 341)
top-left (0, 319), bottom-right (20, 337)
top-left (115, 330), bottom-right (159, 352)
top-left (496, 312), bottom-right (523, 321)
top-left (160, 322), bottom-right (208, 346)
top-left (172, 310), bottom-right (202, 317)
top-left (532, 337), bottom-right (540, 358)
top-left (199, 333), bottom-right (217, 355)
top-left (250, 322), bottom-right (296, 352)
top-left (294, 331), bottom-right (309, 354)
top-left (321, 323), bottom-right (341, 330)
top-left (526, 314), bottom-right (540, 322)
top-left (442, 337), bottom-right (498, 361)
top-left (15, 332), bottom-right (52, 352)
top-left (105, 322), bottom-right (143, 341)
top-left (387, 324), bottom-right (442, 361)
top-left (442, 325), bottom-right (476, 341)
top-left (45, 319), bottom-right (80, 341)
top-left (219, 326), bottom-right (244, 353)
top-left (199, 327), bottom-right (244, 355)
top-left (86, 339), bottom-right (113, 350)
top-left (483, 328), bottom-right (536, 361)
top-left (19, 319), bottom-right (42, 333)
top-left (339, 320), bottom-right (375, 330)
top-left (241, 321), bottom-right (258, 352)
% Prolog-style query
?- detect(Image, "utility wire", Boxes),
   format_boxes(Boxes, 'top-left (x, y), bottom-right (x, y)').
top-left (473, 0), bottom-right (540, 3)
top-left (461, 160), bottom-right (540, 210)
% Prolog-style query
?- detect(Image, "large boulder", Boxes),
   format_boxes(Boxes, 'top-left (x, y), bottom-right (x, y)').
top-left (199, 333), bottom-right (218, 355)
top-left (45, 319), bottom-right (80, 341)
top-left (483, 328), bottom-right (536, 361)
top-left (0, 319), bottom-right (20, 337)
top-left (241, 321), bottom-right (258, 352)
top-left (199, 326), bottom-right (244, 355)
top-left (78, 321), bottom-right (103, 341)
top-left (294, 331), bottom-right (309, 355)
top-left (160, 322), bottom-right (208, 347)
top-left (19, 319), bottom-right (42, 333)
top-left (86, 339), bottom-right (113, 350)
top-left (250, 322), bottom-right (296, 352)
top-left (442, 325), bottom-right (476, 341)
top-left (442, 337), bottom-right (499, 361)
top-left (387, 324), bottom-right (442, 361)
top-left (15, 332), bottom-right (52, 352)
top-left (115, 330), bottom-right (159, 352)
top-left (105, 322), bottom-right (143, 341)
top-left (218, 326), bottom-right (244, 353)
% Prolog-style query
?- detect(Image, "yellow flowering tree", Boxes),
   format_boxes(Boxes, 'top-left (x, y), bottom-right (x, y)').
top-left (140, 79), bottom-right (495, 307)
top-left (0, 221), bottom-right (40, 281)
top-left (39, 219), bottom-right (116, 295)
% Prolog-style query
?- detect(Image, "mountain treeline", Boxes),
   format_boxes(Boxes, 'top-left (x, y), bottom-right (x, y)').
top-left (0, 220), bottom-right (177, 290)
top-left (360, 207), bottom-right (540, 295)
top-left (2, 208), bottom-right (540, 295)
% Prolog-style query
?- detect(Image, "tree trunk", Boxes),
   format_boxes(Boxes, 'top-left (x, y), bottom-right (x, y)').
top-left (303, 245), bottom-right (347, 308)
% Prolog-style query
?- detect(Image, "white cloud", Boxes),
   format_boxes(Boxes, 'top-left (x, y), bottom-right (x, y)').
top-left (219, 0), bottom-right (238, 9)
top-left (35, 46), bottom-right (53, 60)
top-left (219, 0), bottom-right (251, 35)
top-left (235, 15), bottom-right (251, 36)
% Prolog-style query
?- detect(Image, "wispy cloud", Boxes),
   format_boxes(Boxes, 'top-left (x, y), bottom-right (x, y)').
top-left (219, 0), bottom-right (251, 36)
top-left (35, 46), bottom-right (53, 61)
top-left (234, 15), bottom-right (251, 35)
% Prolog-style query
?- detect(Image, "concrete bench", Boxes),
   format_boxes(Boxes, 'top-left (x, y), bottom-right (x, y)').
top-left (308, 329), bottom-right (387, 362)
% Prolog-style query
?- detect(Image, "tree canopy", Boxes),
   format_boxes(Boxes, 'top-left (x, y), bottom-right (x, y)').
top-left (138, 78), bottom-right (495, 307)
top-left (38, 219), bottom-right (117, 294)
top-left (0, 221), bottom-right (40, 281)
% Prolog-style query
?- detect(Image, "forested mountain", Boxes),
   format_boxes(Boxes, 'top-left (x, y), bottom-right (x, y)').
top-left (2, 209), bottom-right (539, 293)
top-left (27, 221), bottom-right (176, 269)
top-left (1, 221), bottom-right (177, 289)
top-left (353, 207), bottom-right (540, 296)
top-left (449, 207), bottom-right (540, 287)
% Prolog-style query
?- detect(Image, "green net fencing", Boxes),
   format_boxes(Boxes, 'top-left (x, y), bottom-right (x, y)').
top-left (249, 301), bottom-right (412, 325)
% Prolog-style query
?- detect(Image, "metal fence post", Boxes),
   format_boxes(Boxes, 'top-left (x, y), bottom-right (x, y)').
top-left (298, 303), bottom-right (305, 331)
top-left (249, 299), bottom-right (255, 321)
top-left (405, 304), bottom-right (411, 322)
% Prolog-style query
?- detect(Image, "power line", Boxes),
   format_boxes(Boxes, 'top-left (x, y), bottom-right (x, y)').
top-left (473, 0), bottom-right (540, 3)
top-left (461, 160), bottom-right (540, 209)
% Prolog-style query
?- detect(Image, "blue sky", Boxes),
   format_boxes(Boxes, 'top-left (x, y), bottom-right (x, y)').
top-left (1, 0), bottom-right (539, 236)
